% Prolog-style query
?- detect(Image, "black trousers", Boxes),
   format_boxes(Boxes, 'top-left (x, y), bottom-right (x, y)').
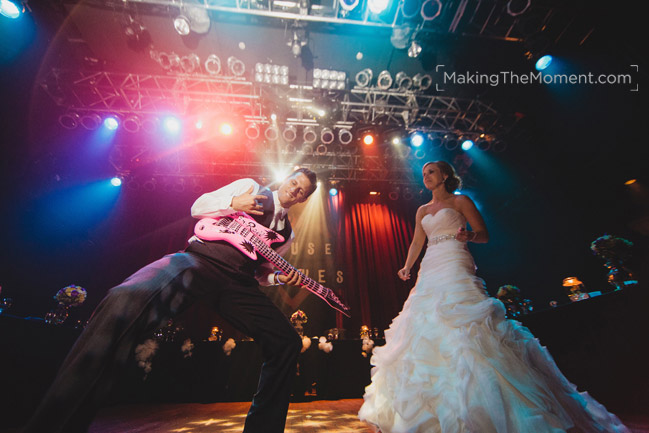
top-left (24, 250), bottom-right (302, 433)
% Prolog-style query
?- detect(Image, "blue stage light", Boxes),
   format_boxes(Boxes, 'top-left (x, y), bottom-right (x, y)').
top-left (329, 188), bottom-right (338, 196)
top-left (103, 117), bottom-right (119, 130)
top-left (461, 140), bottom-right (474, 150)
top-left (535, 55), bottom-right (553, 71)
top-left (0, 0), bottom-right (22, 19)
top-left (368, 0), bottom-right (389, 14)
top-left (110, 177), bottom-right (122, 187)
top-left (411, 133), bottom-right (424, 147)
top-left (163, 116), bottom-right (181, 134)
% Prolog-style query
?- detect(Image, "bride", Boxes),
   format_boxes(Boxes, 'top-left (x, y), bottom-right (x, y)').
top-left (358, 161), bottom-right (628, 433)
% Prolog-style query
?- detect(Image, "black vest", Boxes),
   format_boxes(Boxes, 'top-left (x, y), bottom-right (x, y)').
top-left (186, 187), bottom-right (292, 279)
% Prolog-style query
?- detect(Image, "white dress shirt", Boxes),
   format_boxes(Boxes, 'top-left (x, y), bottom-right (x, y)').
top-left (188, 178), bottom-right (294, 286)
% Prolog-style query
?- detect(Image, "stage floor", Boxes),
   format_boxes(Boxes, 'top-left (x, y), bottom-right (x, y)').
top-left (26, 399), bottom-right (648, 433)
top-left (2, 399), bottom-right (647, 432)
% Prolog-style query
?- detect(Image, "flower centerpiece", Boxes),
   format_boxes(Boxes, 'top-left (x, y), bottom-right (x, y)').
top-left (496, 285), bottom-right (533, 318)
top-left (45, 285), bottom-right (87, 325)
top-left (590, 234), bottom-right (637, 291)
top-left (290, 309), bottom-right (308, 336)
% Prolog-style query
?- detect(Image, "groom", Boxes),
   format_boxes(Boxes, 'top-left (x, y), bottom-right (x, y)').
top-left (24, 168), bottom-right (318, 433)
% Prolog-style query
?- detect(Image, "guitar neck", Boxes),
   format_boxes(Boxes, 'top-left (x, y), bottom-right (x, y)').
top-left (248, 235), bottom-right (327, 297)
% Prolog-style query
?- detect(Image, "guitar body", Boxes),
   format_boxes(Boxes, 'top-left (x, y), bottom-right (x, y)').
top-left (194, 212), bottom-right (285, 261)
top-left (194, 212), bottom-right (351, 317)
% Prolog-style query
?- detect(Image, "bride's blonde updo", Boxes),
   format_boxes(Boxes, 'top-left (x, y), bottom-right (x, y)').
top-left (423, 161), bottom-right (462, 193)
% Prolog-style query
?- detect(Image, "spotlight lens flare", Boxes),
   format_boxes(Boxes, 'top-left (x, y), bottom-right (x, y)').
top-left (110, 177), bottom-right (122, 187)
top-left (368, 0), bottom-right (389, 14)
top-left (329, 188), bottom-right (338, 196)
top-left (220, 123), bottom-right (233, 135)
top-left (411, 133), bottom-right (424, 147)
top-left (624, 179), bottom-right (637, 185)
top-left (163, 116), bottom-right (181, 134)
top-left (535, 55), bottom-right (553, 71)
top-left (103, 117), bottom-right (119, 130)
top-left (0, 0), bottom-right (21, 19)
top-left (363, 134), bottom-right (374, 145)
top-left (461, 140), bottom-right (474, 150)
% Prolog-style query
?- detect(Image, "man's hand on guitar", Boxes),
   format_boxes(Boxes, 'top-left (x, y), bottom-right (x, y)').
top-left (231, 186), bottom-right (268, 215)
top-left (276, 269), bottom-right (303, 286)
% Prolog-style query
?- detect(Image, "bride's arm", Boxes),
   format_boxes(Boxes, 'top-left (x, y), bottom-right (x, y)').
top-left (398, 206), bottom-right (428, 281)
top-left (455, 195), bottom-right (489, 243)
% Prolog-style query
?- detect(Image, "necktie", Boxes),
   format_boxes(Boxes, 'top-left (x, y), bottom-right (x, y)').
top-left (272, 210), bottom-right (285, 232)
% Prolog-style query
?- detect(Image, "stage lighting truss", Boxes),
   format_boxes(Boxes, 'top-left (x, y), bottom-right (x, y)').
top-left (255, 63), bottom-right (290, 86)
top-left (313, 68), bottom-right (346, 90)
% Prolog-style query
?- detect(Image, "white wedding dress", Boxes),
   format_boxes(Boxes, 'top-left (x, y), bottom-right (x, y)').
top-left (358, 208), bottom-right (628, 433)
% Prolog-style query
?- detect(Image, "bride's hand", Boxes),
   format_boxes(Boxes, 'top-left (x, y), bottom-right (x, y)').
top-left (398, 267), bottom-right (411, 281)
top-left (456, 227), bottom-right (476, 242)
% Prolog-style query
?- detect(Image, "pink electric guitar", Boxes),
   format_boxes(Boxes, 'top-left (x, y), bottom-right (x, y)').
top-left (194, 212), bottom-right (351, 317)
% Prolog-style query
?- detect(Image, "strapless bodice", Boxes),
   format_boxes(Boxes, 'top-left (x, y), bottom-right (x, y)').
top-left (421, 207), bottom-right (466, 240)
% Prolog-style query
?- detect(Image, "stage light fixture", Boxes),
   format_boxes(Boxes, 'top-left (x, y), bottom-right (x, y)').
top-left (363, 133), bottom-right (374, 145)
top-left (58, 113), bottom-right (80, 129)
top-left (396, 72), bottom-right (413, 90)
top-left (321, 128), bottom-right (334, 144)
top-left (313, 69), bottom-right (346, 90)
top-left (141, 117), bottom-right (158, 134)
top-left (288, 29), bottom-right (308, 58)
top-left (204, 54), bottom-right (221, 75)
top-left (355, 68), bottom-right (373, 88)
top-left (80, 113), bottom-right (102, 130)
top-left (340, 0), bottom-right (359, 11)
top-left (301, 144), bottom-right (314, 155)
top-left (477, 139), bottom-right (490, 151)
top-left (157, 52), bottom-right (181, 70)
top-left (411, 132), bottom-right (424, 147)
top-left (227, 56), bottom-right (245, 76)
top-left (256, 63), bottom-right (289, 85)
top-left (329, 187), bottom-right (339, 196)
top-left (624, 179), bottom-right (637, 186)
top-left (506, 0), bottom-right (531, 16)
top-left (180, 54), bottom-right (200, 73)
top-left (265, 125), bottom-right (279, 141)
top-left (407, 40), bottom-right (422, 58)
top-left (461, 139), bottom-right (474, 150)
top-left (123, 115), bottom-right (141, 133)
top-left (420, 0), bottom-right (442, 20)
top-left (174, 15), bottom-right (190, 35)
top-left (303, 126), bottom-right (317, 144)
top-left (535, 55), bottom-right (553, 71)
top-left (110, 177), bottom-right (122, 187)
top-left (401, 0), bottom-right (420, 18)
top-left (403, 188), bottom-right (414, 200)
top-left (1, 0), bottom-right (22, 19)
top-left (388, 187), bottom-right (400, 201)
top-left (444, 138), bottom-right (458, 150)
top-left (338, 128), bottom-right (353, 145)
top-left (316, 144), bottom-right (328, 155)
top-left (219, 123), bottom-right (233, 135)
top-left (377, 70), bottom-right (393, 89)
top-left (368, 0), bottom-right (389, 14)
top-left (245, 123), bottom-right (260, 139)
top-left (413, 73), bottom-right (432, 90)
top-left (104, 116), bottom-right (119, 130)
top-left (162, 116), bottom-right (181, 134)
top-left (283, 125), bottom-right (297, 142)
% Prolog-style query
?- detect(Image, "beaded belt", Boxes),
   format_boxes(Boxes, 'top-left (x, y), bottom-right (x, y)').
top-left (428, 234), bottom-right (456, 245)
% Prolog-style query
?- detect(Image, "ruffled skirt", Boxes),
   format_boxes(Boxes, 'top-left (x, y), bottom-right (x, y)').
top-left (358, 242), bottom-right (628, 433)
